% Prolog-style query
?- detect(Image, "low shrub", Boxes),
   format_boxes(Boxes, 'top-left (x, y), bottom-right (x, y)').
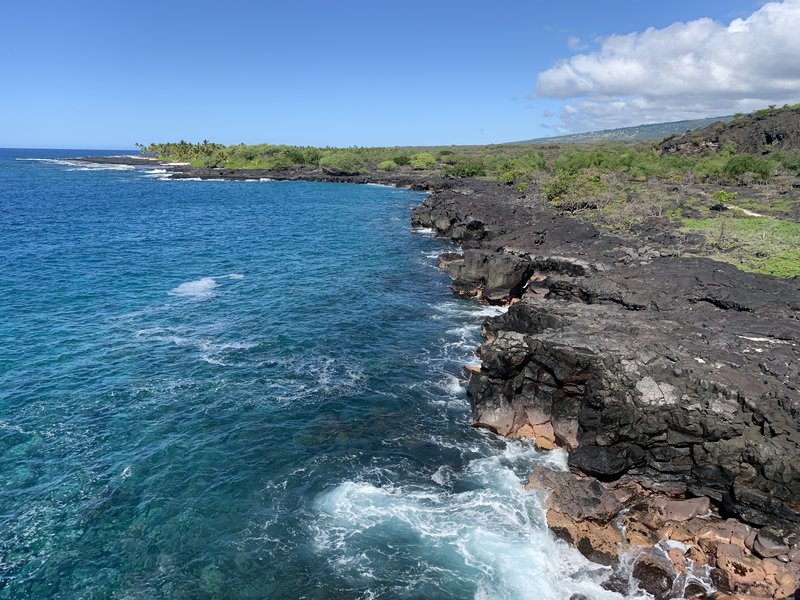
top-left (723, 154), bottom-right (774, 181)
top-left (545, 170), bottom-right (610, 212)
top-left (442, 161), bottom-right (486, 178)
top-left (712, 190), bottom-right (737, 203)
top-left (319, 152), bottom-right (366, 175)
top-left (201, 151), bottom-right (227, 168)
top-left (409, 152), bottom-right (437, 170)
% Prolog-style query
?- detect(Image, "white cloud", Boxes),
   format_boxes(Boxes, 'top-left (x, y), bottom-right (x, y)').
top-left (535, 0), bottom-right (800, 132)
top-left (566, 35), bottom-right (586, 51)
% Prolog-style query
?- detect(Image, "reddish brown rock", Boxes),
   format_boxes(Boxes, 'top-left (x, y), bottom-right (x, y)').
top-left (775, 567), bottom-right (800, 598)
top-left (463, 364), bottom-right (481, 376)
top-left (715, 544), bottom-right (770, 595)
top-left (526, 467), bottom-right (624, 565)
top-left (650, 496), bottom-right (711, 524)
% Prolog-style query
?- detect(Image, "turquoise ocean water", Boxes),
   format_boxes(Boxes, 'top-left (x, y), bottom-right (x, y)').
top-left (0, 150), bottom-right (627, 599)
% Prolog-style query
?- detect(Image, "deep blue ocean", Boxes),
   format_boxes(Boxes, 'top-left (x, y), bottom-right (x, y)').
top-left (0, 149), bottom-right (625, 599)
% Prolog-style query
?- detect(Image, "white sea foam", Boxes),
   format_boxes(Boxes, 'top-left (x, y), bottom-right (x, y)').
top-left (313, 442), bottom-right (626, 599)
top-left (17, 157), bottom-right (140, 171)
top-left (299, 356), bottom-right (365, 392)
top-left (199, 339), bottom-right (260, 367)
top-left (67, 164), bottom-right (136, 171)
top-left (16, 157), bottom-right (79, 165)
top-left (431, 465), bottom-right (454, 486)
top-left (474, 305), bottom-right (508, 317)
top-left (441, 373), bottom-right (465, 397)
top-left (144, 168), bottom-right (167, 174)
top-left (169, 277), bottom-right (219, 298)
top-left (0, 420), bottom-right (29, 435)
top-left (412, 227), bottom-right (435, 235)
top-left (259, 177), bottom-right (274, 182)
top-left (133, 326), bottom-right (260, 367)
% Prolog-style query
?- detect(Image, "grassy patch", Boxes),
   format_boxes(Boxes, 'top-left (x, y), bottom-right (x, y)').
top-left (761, 249), bottom-right (800, 277)
top-left (729, 197), bottom-right (794, 216)
top-left (681, 215), bottom-right (800, 277)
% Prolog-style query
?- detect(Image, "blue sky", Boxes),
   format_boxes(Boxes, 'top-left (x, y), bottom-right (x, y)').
top-left (1, 0), bottom-right (794, 148)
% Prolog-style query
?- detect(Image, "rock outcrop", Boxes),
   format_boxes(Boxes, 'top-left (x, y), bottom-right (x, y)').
top-left (657, 106), bottom-right (800, 156)
top-left (412, 180), bottom-right (800, 599)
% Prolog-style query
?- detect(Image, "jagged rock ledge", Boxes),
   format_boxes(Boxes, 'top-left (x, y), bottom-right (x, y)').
top-left (412, 180), bottom-right (800, 599)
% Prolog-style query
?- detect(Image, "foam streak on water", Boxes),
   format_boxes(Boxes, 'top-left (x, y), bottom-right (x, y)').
top-left (0, 149), bottom-right (635, 599)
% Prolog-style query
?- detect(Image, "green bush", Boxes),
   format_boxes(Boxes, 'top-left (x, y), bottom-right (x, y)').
top-left (723, 154), bottom-right (774, 180)
top-left (392, 154), bottom-right (411, 166)
top-left (319, 152), bottom-right (366, 175)
top-left (233, 145), bottom-right (260, 161)
top-left (498, 170), bottom-right (519, 184)
top-left (515, 151), bottom-right (546, 172)
top-left (303, 147), bottom-right (322, 165)
top-left (280, 147), bottom-right (306, 165)
top-left (693, 157), bottom-right (727, 182)
top-left (771, 151), bottom-right (800, 176)
top-left (409, 152), bottom-right (437, 170)
top-left (442, 161), bottom-right (486, 178)
top-left (201, 151), bottom-right (227, 168)
top-left (267, 153), bottom-right (294, 171)
top-left (545, 170), bottom-right (609, 212)
top-left (377, 160), bottom-right (397, 171)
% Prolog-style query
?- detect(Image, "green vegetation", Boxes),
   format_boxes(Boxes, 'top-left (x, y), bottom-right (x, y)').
top-left (319, 152), bottom-right (366, 175)
top-left (545, 169), bottom-right (610, 212)
top-left (409, 152), bottom-right (437, 170)
top-left (442, 160), bottom-right (487, 178)
top-left (761, 249), bottom-right (800, 278)
top-left (138, 138), bottom-right (798, 189)
top-left (681, 215), bottom-right (800, 277)
top-left (138, 107), bottom-right (800, 278)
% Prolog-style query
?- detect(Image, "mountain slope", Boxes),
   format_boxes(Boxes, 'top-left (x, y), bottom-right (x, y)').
top-left (510, 116), bottom-right (733, 145)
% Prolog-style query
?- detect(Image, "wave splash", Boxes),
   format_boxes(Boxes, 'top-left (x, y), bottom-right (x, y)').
top-left (312, 442), bottom-right (630, 599)
top-left (167, 274), bottom-right (244, 299)
top-left (169, 277), bottom-right (219, 298)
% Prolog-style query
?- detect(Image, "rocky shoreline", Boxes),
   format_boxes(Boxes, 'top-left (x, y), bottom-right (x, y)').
top-left (411, 181), bottom-right (800, 600)
top-left (83, 156), bottom-right (800, 598)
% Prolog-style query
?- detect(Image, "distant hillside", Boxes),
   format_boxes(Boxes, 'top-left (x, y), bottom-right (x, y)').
top-left (510, 116), bottom-right (733, 145)
top-left (658, 105), bottom-right (800, 156)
